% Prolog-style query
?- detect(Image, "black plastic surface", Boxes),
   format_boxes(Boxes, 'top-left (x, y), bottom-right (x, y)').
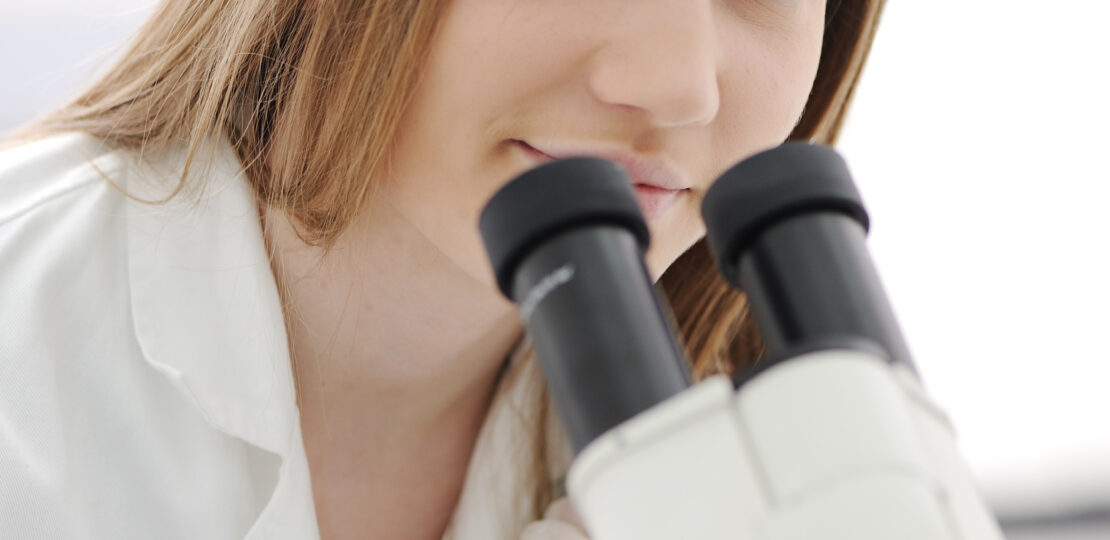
top-left (737, 213), bottom-right (916, 372)
top-left (479, 157), bottom-right (650, 298)
top-left (702, 144), bottom-right (917, 375)
top-left (513, 227), bottom-right (691, 452)
top-left (702, 143), bottom-right (869, 289)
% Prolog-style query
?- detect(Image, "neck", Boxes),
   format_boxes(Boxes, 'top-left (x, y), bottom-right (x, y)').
top-left (261, 198), bottom-right (523, 538)
top-left (263, 195), bottom-right (523, 418)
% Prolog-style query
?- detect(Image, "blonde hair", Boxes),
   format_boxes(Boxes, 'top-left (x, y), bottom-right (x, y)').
top-left (22, 0), bottom-right (886, 524)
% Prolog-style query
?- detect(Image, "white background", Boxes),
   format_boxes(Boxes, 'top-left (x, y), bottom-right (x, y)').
top-left (837, 1), bottom-right (1110, 522)
top-left (3, 0), bottom-right (1109, 535)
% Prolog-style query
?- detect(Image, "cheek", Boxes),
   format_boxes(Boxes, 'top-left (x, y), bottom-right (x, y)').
top-left (651, 17), bottom-right (824, 278)
top-left (777, 28), bottom-right (826, 127)
top-left (381, 1), bottom-right (827, 289)
top-left (716, 14), bottom-right (827, 152)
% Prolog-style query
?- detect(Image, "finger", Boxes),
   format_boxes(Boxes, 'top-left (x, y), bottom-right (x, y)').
top-left (520, 520), bottom-right (590, 540)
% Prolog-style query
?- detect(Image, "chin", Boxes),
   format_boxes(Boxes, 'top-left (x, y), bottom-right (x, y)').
top-left (644, 244), bottom-right (683, 283)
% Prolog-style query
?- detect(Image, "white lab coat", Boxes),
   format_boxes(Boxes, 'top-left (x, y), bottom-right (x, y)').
top-left (0, 133), bottom-right (568, 539)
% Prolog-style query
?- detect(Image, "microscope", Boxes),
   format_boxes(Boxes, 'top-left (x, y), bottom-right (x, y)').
top-left (478, 144), bottom-right (1004, 539)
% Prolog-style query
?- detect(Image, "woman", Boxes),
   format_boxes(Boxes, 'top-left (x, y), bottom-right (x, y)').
top-left (0, 0), bottom-right (885, 538)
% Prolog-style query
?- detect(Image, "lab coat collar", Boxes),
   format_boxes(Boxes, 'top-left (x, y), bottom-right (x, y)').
top-left (122, 140), bottom-right (298, 457)
top-left (117, 138), bottom-right (562, 538)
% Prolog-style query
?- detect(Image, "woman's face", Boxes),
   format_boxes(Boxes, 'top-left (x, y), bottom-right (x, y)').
top-left (382, 0), bottom-right (827, 289)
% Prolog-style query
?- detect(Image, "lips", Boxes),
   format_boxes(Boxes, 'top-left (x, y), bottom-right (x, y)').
top-left (512, 140), bottom-right (689, 221)
top-left (630, 184), bottom-right (682, 221)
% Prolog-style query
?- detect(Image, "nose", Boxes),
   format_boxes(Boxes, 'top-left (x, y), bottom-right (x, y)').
top-left (586, 0), bottom-right (722, 128)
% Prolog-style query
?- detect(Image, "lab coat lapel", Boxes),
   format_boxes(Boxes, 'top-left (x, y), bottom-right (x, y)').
top-left (124, 141), bottom-right (295, 454)
top-left (122, 141), bottom-right (320, 539)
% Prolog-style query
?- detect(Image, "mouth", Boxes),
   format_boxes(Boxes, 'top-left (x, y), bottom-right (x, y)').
top-left (511, 139), bottom-right (688, 221)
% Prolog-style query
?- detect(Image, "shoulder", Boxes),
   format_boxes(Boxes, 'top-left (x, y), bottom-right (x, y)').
top-left (0, 134), bottom-right (155, 462)
top-left (0, 133), bottom-right (136, 344)
top-left (0, 133), bottom-right (135, 355)
top-left (0, 133), bottom-right (289, 538)
top-left (0, 132), bottom-right (129, 227)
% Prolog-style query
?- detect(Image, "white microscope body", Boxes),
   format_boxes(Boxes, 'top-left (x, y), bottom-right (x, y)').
top-left (569, 349), bottom-right (1003, 539)
top-left (478, 144), bottom-right (1004, 540)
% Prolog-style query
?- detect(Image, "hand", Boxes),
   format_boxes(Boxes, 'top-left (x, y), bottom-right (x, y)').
top-left (520, 497), bottom-right (590, 540)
